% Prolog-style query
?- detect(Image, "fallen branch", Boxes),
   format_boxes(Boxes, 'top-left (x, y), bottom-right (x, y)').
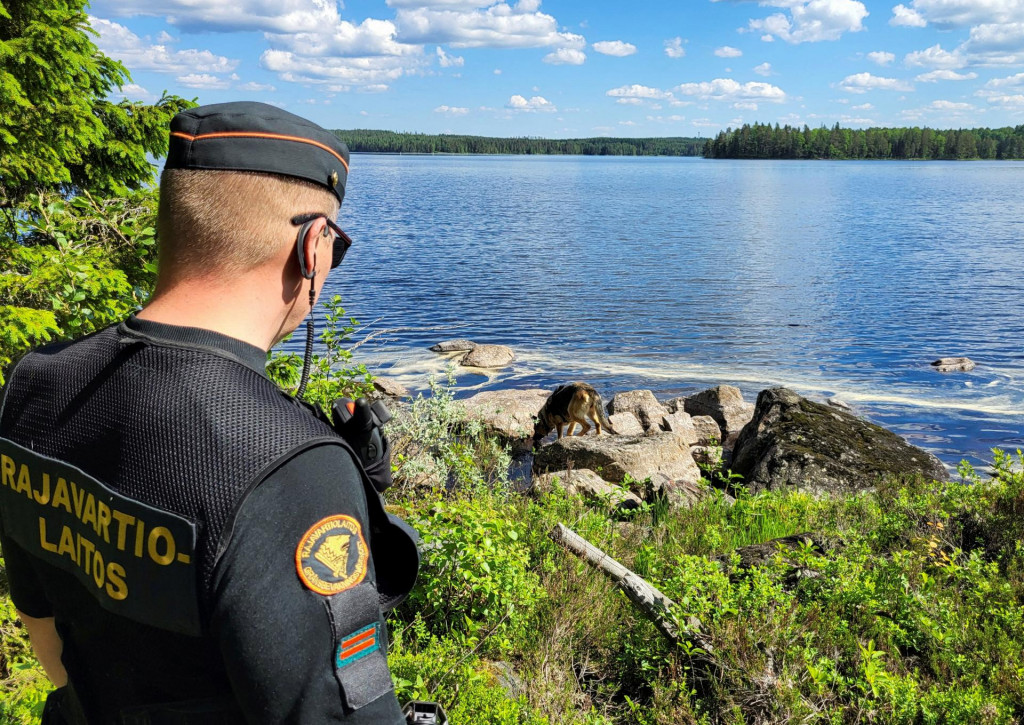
top-left (549, 523), bottom-right (719, 676)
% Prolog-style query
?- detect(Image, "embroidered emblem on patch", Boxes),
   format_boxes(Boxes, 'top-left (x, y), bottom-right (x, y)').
top-left (336, 623), bottom-right (380, 669)
top-left (296, 515), bottom-right (369, 595)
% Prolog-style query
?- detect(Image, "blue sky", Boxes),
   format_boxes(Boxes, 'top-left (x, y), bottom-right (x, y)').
top-left (92, 0), bottom-right (1024, 137)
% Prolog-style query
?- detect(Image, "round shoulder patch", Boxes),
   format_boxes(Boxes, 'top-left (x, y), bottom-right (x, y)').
top-left (295, 515), bottom-right (369, 595)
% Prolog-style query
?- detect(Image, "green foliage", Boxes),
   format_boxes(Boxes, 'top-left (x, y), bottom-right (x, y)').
top-left (388, 367), bottom-right (513, 494)
top-left (265, 294), bottom-right (376, 410)
top-left (704, 122), bottom-right (1024, 160)
top-left (401, 496), bottom-right (544, 655)
top-left (333, 129), bottom-right (705, 157)
top-left (0, 578), bottom-right (50, 723)
top-left (0, 188), bottom-right (158, 382)
top-left (0, 0), bottom-right (192, 211)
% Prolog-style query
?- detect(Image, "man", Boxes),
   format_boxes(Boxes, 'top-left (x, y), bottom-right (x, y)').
top-left (0, 102), bottom-right (418, 723)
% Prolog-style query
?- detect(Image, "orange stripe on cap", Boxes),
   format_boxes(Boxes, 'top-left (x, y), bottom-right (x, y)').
top-left (339, 636), bottom-right (377, 660)
top-left (170, 130), bottom-right (349, 172)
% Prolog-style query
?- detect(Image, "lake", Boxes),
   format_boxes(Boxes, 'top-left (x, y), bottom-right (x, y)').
top-left (305, 154), bottom-right (1024, 470)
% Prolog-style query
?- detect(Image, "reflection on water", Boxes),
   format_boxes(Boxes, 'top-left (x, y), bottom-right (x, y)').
top-left (286, 155), bottom-right (1024, 469)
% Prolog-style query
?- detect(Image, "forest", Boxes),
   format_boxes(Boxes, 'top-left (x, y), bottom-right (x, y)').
top-left (332, 129), bottom-right (706, 156)
top-left (703, 122), bottom-right (1024, 160)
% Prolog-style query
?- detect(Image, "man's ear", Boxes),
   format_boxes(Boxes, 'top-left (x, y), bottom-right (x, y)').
top-left (299, 219), bottom-right (323, 280)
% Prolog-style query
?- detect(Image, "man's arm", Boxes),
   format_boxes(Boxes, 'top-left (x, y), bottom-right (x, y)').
top-left (209, 442), bottom-right (405, 724)
top-left (18, 613), bottom-right (68, 687)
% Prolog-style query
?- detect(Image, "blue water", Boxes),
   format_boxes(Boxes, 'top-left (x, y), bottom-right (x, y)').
top-left (298, 155), bottom-right (1024, 470)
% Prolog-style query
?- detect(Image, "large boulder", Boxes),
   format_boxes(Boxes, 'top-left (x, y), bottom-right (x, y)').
top-left (430, 339), bottom-right (477, 352)
top-left (731, 387), bottom-right (949, 494)
top-left (691, 415), bottom-right (722, 446)
top-left (683, 385), bottom-right (755, 441)
top-left (533, 432), bottom-right (701, 491)
top-left (460, 388), bottom-right (549, 441)
top-left (645, 474), bottom-right (717, 509)
top-left (660, 411), bottom-right (698, 445)
top-left (607, 412), bottom-right (644, 437)
top-left (461, 344), bottom-right (515, 369)
top-left (607, 389), bottom-right (669, 431)
top-left (531, 468), bottom-right (643, 512)
top-left (372, 377), bottom-right (410, 399)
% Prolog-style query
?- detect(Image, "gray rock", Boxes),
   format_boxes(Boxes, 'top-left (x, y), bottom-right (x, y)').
top-left (607, 389), bottom-right (669, 431)
top-left (460, 344), bottom-right (515, 368)
top-left (691, 445), bottom-right (723, 472)
top-left (691, 415), bottom-right (722, 446)
top-left (533, 431), bottom-right (701, 491)
top-left (932, 357), bottom-right (976, 372)
top-left (460, 388), bottom-right (549, 440)
top-left (531, 468), bottom-right (644, 512)
top-left (607, 412), bottom-right (644, 437)
top-left (372, 377), bottom-right (410, 399)
top-left (663, 396), bottom-right (688, 414)
top-left (430, 339), bottom-right (477, 353)
top-left (827, 397), bottom-right (852, 411)
top-left (661, 411), bottom-right (698, 445)
top-left (645, 473), bottom-right (715, 509)
top-left (731, 387), bottom-right (949, 494)
top-left (683, 385), bottom-right (755, 440)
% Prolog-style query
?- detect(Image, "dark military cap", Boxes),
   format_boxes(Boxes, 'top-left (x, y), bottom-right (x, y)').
top-left (166, 101), bottom-right (350, 204)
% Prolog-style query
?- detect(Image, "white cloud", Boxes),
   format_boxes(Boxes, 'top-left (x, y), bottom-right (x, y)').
top-left (176, 73), bottom-right (232, 89)
top-left (915, 69), bottom-right (978, 81)
top-left (674, 78), bottom-right (787, 102)
top-left (434, 104), bottom-right (469, 114)
top-left (754, 61), bottom-right (773, 75)
top-left (961, 23), bottom-right (1024, 65)
top-left (436, 46), bottom-right (465, 67)
top-left (505, 94), bottom-right (556, 111)
top-left (691, 118), bottom-right (719, 127)
top-left (394, 3), bottom-right (585, 49)
top-left (981, 93), bottom-right (1024, 107)
top-left (260, 49), bottom-right (410, 86)
top-left (616, 98), bottom-right (645, 105)
top-left (543, 47), bottom-right (586, 64)
top-left (664, 36), bottom-right (686, 58)
top-left (904, 44), bottom-right (966, 69)
top-left (733, 101), bottom-right (759, 110)
top-left (237, 81), bottom-right (277, 91)
top-left (90, 17), bottom-right (238, 74)
top-left (112, 82), bottom-right (158, 103)
top-left (265, 19), bottom-right (422, 58)
top-left (890, 4), bottom-right (927, 27)
top-left (929, 99), bottom-right (974, 109)
top-left (619, 120), bottom-right (637, 126)
top-left (493, 68), bottom-right (502, 74)
top-left (894, 0), bottom-right (1024, 29)
top-left (741, 0), bottom-right (869, 44)
top-left (593, 40), bottom-right (637, 56)
top-left (89, 0), bottom-right (341, 33)
top-left (646, 114), bottom-right (687, 122)
top-left (839, 72), bottom-right (915, 93)
top-left (715, 45), bottom-right (743, 58)
top-left (867, 51), bottom-right (896, 65)
top-left (986, 72), bottom-right (1024, 88)
top-left (606, 84), bottom-right (674, 100)
top-left (852, 102), bottom-right (874, 109)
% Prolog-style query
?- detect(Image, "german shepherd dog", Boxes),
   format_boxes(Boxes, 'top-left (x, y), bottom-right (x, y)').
top-left (533, 382), bottom-right (615, 443)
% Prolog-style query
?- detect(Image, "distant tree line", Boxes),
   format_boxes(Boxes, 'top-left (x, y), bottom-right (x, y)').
top-left (704, 122), bottom-right (1024, 160)
top-left (332, 129), bottom-right (705, 156)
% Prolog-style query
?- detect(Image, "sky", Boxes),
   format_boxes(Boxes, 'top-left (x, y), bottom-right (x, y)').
top-left (91, 0), bottom-right (1024, 138)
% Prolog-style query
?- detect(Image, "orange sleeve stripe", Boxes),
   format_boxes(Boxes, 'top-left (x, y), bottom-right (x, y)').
top-left (338, 637), bottom-right (377, 659)
top-left (170, 131), bottom-right (349, 172)
top-left (341, 627), bottom-right (376, 649)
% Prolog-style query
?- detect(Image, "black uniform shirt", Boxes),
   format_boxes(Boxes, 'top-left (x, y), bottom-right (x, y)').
top-left (0, 318), bottom-right (406, 724)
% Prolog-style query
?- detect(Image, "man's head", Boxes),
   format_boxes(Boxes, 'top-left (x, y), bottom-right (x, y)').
top-left (156, 102), bottom-right (350, 284)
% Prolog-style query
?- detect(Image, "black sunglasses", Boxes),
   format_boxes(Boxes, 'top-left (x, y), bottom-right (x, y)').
top-left (292, 214), bottom-right (353, 270)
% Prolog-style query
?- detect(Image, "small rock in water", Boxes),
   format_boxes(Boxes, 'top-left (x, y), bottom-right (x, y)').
top-left (372, 377), bottom-right (410, 399)
top-left (430, 339), bottom-right (477, 353)
top-left (931, 357), bottom-right (976, 373)
top-left (460, 344), bottom-right (515, 368)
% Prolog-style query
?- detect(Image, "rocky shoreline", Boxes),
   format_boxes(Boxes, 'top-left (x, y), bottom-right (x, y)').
top-left (373, 339), bottom-right (953, 511)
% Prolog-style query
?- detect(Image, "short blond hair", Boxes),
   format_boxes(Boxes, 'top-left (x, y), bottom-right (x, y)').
top-left (156, 169), bottom-right (340, 278)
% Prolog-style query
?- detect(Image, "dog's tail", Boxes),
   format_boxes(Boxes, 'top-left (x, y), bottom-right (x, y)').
top-left (589, 390), bottom-right (616, 434)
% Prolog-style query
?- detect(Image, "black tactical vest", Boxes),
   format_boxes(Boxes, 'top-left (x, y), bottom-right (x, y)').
top-left (0, 320), bottom-right (418, 723)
